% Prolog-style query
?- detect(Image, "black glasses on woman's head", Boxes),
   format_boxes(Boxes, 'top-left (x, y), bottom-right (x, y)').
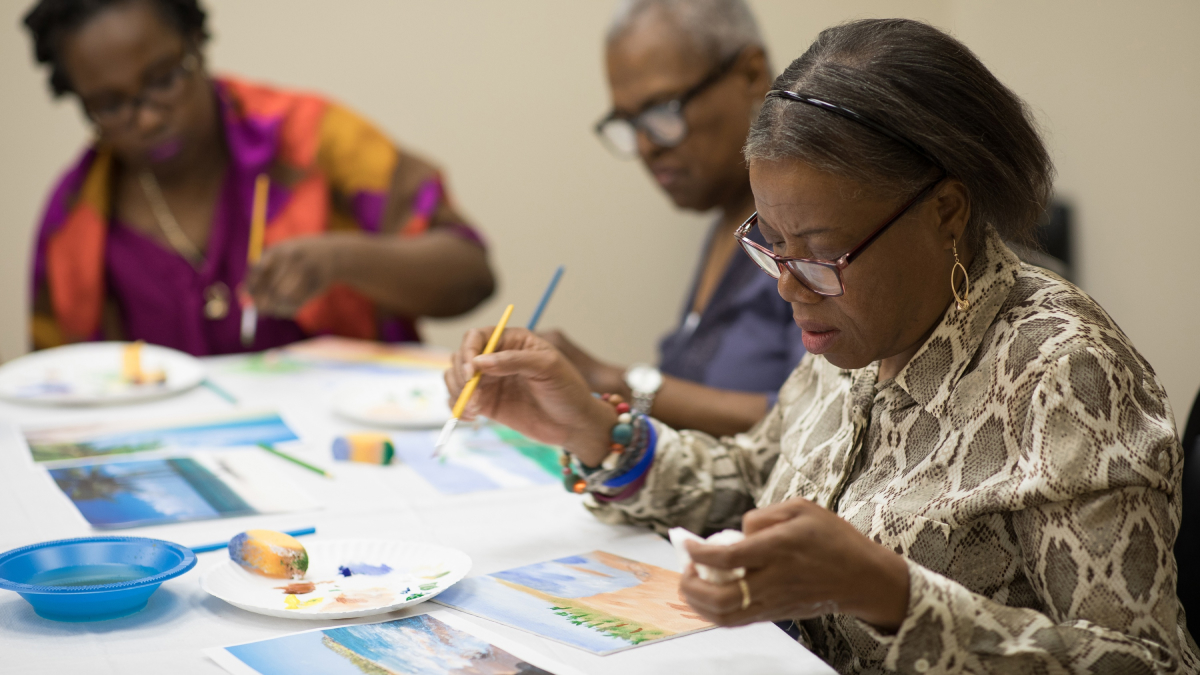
top-left (595, 50), bottom-right (743, 158)
top-left (764, 90), bottom-right (946, 173)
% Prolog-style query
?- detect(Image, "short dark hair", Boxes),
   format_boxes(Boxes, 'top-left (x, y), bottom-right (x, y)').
top-left (23, 0), bottom-right (209, 97)
top-left (745, 18), bottom-right (1053, 250)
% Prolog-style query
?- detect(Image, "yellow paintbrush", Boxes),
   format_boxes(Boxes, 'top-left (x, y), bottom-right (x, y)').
top-left (240, 174), bottom-right (269, 347)
top-left (434, 303), bottom-right (515, 456)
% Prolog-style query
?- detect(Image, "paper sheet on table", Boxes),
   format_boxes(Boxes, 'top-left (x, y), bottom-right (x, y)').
top-left (391, 422), bottom-right (562, 494)
top-left (47, 449), bottom-right (319, 529)
top-left (434, 550), bottom-right (715, 655)
top-left (205, 609), bottom-right (585, 675)
top-left (283, 336), bottom-right (452, 372)
top-left (23, 409), bottom-right (298, 464)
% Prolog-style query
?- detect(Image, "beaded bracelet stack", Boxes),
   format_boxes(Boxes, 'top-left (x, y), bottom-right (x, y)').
top-left (559, 393), bottom-right (656, 499)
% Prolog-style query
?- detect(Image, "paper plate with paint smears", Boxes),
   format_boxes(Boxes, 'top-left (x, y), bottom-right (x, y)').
top-left (200, 540), bottom-right (470, 620)
top-left (330, 375), bottom-right (452, 428)
top-left (0, 342), bottom-right (204, 406)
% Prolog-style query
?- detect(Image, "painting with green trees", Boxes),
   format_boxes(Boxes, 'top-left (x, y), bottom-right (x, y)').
top-left (434, 550), bottom-right (713, 654)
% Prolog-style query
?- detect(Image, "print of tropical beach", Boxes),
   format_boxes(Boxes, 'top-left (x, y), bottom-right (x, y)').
top-left (25, 410), bottom-right (297, 463)
top-left (434, 550), bottom-right (713, 654)
top-left (223, 614), bottom-right (551, 675)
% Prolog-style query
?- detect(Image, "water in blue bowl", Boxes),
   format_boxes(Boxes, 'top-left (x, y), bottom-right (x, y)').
top-left (28, 564), bottom-right (160, 588)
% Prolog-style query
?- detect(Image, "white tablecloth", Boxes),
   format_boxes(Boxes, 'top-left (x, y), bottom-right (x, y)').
top-left (0, 353), bottom-right (833, 675)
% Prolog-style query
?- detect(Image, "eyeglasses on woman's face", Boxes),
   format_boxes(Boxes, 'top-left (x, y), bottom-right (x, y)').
top-left (594, 50), bottom-right (742, 158)
top-left (736, 176), bottom-right (945, 297)
top-left (79, 52), bottom-right (200, 130)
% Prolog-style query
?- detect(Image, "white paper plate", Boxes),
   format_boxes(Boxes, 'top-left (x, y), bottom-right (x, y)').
top-left (201, 539), bottom-right (471, 620)
top-left (0, 342), bottom-right (205, 406)
top-left (331, 375), bottom-right (452, 428)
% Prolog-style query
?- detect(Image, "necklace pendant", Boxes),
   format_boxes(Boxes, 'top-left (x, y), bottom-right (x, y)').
top-left (956, 299), bottom-right (970, 311)
top-left (204, 281), bottom-right (231, 320)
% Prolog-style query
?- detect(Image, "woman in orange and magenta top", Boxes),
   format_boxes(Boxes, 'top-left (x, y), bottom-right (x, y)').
top-left (24, 0), bottom-right (495, 355)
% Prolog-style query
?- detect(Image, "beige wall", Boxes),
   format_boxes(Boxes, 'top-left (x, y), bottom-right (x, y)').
top-left (1, 1), bottom-right (1197, 425)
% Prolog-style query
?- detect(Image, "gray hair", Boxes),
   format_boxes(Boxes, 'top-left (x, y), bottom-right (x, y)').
top-left (607, 0), bottom-right (764, 62)
top-left (745, 19), bottom-right (1053, 250)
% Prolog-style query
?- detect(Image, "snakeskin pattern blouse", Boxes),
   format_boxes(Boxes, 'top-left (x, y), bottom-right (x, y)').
top-left (586, 228), bottom-right (1200, 673)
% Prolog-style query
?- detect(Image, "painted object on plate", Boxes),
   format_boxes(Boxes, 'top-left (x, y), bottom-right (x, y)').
top-left (229, 530), bottom-right (309, 579)
top-left (120, 341), bottom-right (165, 385)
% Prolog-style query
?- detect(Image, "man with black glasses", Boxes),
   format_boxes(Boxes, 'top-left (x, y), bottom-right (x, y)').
top-left (544, 0), bottom-right (806, 438)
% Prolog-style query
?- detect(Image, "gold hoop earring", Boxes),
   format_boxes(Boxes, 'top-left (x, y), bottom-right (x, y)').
top-left (951, 240), bottom-right (970, 311)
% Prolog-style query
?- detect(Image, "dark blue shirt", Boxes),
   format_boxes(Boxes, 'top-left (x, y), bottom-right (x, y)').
top-left (658, 223), bottom-right (806, 404)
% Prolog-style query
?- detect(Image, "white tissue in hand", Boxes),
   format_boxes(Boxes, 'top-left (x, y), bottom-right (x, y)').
top-left (668, 527), bottom-right (745, 583)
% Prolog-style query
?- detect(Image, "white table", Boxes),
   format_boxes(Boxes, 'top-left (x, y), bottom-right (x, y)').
top-left (0, 352), bottom-right (833, 675)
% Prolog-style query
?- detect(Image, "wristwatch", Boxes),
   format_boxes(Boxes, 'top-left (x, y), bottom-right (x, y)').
top-left (624, 364), bottom-right (663, 416)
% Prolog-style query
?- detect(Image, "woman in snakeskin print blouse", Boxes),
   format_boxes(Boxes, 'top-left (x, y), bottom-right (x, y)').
top-left (447, 18), bottom-right (1198, 674)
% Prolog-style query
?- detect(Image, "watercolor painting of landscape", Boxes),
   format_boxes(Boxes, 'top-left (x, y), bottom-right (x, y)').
top-left (210, 613), bottom-right (565, 675)
top-left (49, 451), bottom-right (316, 528)
top-left (25, 410), bottom-right (298, 463)
top-left (391, 423), bottom-right (561, 495)
top-left (284, 336), bottom-right (452, 372)
top-left (433, 551), bottom-right (714, 654)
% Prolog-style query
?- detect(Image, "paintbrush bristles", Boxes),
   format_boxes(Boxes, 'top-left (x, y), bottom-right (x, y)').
top-left (240, 306), bottom-right (258, 347)
top-left (434, 418), bottom-right (457, 454)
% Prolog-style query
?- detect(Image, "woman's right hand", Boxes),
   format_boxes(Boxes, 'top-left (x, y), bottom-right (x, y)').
top-left (445, 327), bottom-right (617, 466)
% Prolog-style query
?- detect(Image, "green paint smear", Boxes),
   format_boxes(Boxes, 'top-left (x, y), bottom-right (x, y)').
top-left (419, 582), bottom-right (438, 591)
top-left (221, 353), bottom-right (308, 375)
top-left (549, 604), bottom-right (668, 645)
top-left (492, 425), bottom-right (562, 477)
top-left (405, 593), bottom-right (425, 601)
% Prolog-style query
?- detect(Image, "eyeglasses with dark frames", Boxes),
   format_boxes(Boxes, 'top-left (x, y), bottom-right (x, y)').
top-left (735, 89), bottom-right (947, 297)
top-left (81, 52), bottom-right (201, 130)
top-left (736, 176), bottom-right (944, 296)
top-left (594, 50), bottom-right (744, 158)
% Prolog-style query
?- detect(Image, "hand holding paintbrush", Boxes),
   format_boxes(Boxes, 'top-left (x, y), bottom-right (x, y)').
top-left (442, 327), bottom-right (618, 468)
top-left (435, 266), bottom-right (564, 456)
top-left (435, 303), bottom-right (515, 456)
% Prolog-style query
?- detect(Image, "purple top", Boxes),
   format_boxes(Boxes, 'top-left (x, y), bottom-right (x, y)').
top-left (658, 222), bottom-right (806, 405)
top-left (105, 173), bottom-right (309, 355)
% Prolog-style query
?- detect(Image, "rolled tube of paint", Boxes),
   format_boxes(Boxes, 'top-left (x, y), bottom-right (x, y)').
top-left (332, 433), bottom-right (395, 465)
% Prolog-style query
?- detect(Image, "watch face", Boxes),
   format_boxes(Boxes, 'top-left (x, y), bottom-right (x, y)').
top-left (626, 365), bottom-right (663, 393)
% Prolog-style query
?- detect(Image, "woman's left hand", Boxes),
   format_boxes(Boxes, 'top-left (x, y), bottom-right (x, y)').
top-left (681, 496), bottom-right (911, 632)
top-left (245, 237), bottom-right (341, 317)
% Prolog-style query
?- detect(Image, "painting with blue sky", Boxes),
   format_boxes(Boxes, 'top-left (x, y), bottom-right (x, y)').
top-left (391, 423), bottom-right (560, 494)
top-left (26, 410), bottom-right (298, 463)
top-left (214, 614), bottom-right (557, 675)
top-left (434, 551), bottom-right (713, 654)
top-left (48, 451), bottom-right (313, 529)
top-left (50, 458), bottom-right (253, 528)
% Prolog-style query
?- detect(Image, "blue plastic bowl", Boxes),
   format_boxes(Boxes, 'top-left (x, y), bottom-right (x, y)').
top-left (0, 536), bottom-right (196, 622)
